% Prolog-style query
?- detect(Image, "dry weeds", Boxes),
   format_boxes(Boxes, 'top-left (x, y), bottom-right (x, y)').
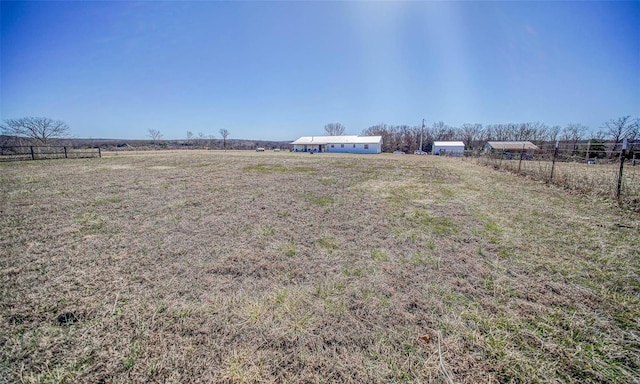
top-left (1, 150), bottom-right (638, 383)
top-left (475, 155), bottom-right (640, 210)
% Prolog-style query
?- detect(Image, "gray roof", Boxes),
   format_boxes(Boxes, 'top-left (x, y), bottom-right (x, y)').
top-left (485, 141), bottom-right (539, 150)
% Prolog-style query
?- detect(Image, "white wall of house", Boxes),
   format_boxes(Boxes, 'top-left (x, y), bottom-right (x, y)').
top-left (325, 142), bottom-right (381, 154)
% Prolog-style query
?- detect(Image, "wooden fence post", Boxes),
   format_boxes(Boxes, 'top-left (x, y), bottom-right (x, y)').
top-left (64, 146), bottom-right (68, 158)
top-left (517, 143), bottom-right (525, 174)
top-left (30, 146), bottom-right (35, 160)
top-left (616, 139), bottom-right (627, 200)
top-left (550, 140), bottom-right (559, 182)
top-left (98, 147), bottom-right (102, 158)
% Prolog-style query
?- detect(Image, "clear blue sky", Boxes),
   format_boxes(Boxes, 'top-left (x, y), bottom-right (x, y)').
top-left (1, 1), bottom-right (639, 141)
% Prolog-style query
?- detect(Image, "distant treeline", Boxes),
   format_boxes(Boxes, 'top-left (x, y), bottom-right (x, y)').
top-left (362, 117), bottom-right (638, 153)
top-left (0, 135), bottom-right (291, 151)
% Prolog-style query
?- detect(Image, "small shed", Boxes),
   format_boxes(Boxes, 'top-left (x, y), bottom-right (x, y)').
top-left (484, 141), bottom-right (539, 152)
top-left (432, 141), bottom-right (465, 156)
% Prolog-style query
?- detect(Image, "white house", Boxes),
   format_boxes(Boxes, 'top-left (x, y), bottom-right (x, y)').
top-left (291, 135), bottom-right (382, 154)
top-left (432, 141), bottom-right (465, 156)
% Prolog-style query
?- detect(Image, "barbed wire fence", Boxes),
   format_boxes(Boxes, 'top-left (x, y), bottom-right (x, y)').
top-left (464, 141), bottom-right (639, 211)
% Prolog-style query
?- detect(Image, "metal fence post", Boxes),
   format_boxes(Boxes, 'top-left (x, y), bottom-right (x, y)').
top-left (30, 146), bottom-right (35, 160)
top-left (64, 146), bottom-right (68, 158)
top-left (550, 140), bottom-right (559, 182)
top-left (616, 139), bottom-right (627, 200)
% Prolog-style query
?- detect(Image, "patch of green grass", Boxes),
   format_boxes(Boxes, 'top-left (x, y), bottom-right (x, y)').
top-left (342, 267), bottom-right (364, 277)
top-left (257, 225), bottom-right (275, 236)
top-left (410, 251), bottom-right (440, 269)
top-left (93, 196), bottom-right (122, 205)
top-left (277, 241), bottom-right (297, 257)
top-left (484, 222), bottom-right (501, 233)
top-left (370, 249), bottom-right (388, 261)
top-left (315, 279), bottom-right (346, 299)
top-left (302, 192), bottom-right (334, 207)
top-left (438, 186), bottom-right (455, 199)
top-left (323, 298), bottom-right (347, 315)
top-left (410, 210), bottom-right (457, 235)
top-left (123, 340), bottom-right (142, 370)
top-left (316, 235), bottom-right (338, 251)
top-left (75, 212), bottom-right (106, 234)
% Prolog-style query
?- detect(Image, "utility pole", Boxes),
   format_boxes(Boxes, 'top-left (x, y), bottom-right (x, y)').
top-left (420, 118), bottom-right (425, 153)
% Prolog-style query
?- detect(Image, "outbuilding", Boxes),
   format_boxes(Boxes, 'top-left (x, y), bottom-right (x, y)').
top-left (291, 135), bottom-right (382, 154)
top-left (432, 141), bottom-right (465, 156)
top-left (484, 141), bottom-right (539, 152)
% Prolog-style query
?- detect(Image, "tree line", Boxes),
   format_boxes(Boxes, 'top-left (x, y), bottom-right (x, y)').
top-left (358, 117), bottom-right (638, 153)
top-left (2, 116), bottom-right (638, 153)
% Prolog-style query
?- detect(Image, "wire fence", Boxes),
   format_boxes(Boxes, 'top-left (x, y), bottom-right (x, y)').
top-left (464, 143), bottom-right (640, 211)
top-left (0, 146), bottom-right (101, 162)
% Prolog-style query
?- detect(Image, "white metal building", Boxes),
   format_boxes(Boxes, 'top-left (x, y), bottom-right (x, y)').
top-left (432, 141), bottom-right (465, 156)
top-left (291, 135), bottom-right (382, 154)
top-left (484, 141), bottom-right (539, 151)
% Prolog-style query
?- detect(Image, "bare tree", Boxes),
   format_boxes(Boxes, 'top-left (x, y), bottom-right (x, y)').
top-left (219, 129), bottom-right (230, 150)
top-left (562, 123), bottom-right (588, 153)
top-left (324, 123), bottom-right (346, 136)
top-left (197, 132), bottom-right (206, 148)
top-left (460, 123), bottom-right (483, 150)
top-left (603, 116), bottom-right (639, 151)
top-left (1, 117), bottom-right (70, 145)
top-left (186, 131), bottom-right (194, 147)
top-left (147, 129), bottom-right (163, 146)
top-left (547, 125), bottom-right (561, 143)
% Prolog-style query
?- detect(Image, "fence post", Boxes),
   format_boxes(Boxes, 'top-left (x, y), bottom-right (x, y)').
top-left (64, 146), bottom-right (68, 158)
top-left (616, 139), bottom-right (627, 200)
top-left (498, 150), bottom-right (504, 169)
top-left (30, 146), bottom-right (35, 160)
top-left (98, 147), bottom-right (102, 158)
top-left (550, 140), bottom-right (559, 183)
top-left (585, 140), bottom-right (591, 163)
top-left (517, 143), bottom-right (525, 174)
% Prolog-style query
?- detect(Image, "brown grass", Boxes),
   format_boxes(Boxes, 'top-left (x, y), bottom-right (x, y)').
top-left (1, 150), bottom-right (639, 383)
top-left (475, 154), bottom-right (640, 210)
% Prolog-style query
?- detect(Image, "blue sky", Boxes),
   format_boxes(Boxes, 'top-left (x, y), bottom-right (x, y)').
top-left (1, 1), bottom-right (639, 141)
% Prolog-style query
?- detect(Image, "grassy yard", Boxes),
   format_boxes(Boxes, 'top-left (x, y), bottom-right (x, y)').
top-left (1, 150), bottom-right (638, 383)
top-left (475, 155), bottom-right (640, 210)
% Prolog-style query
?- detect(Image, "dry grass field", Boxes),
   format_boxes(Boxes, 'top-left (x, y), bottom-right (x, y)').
top-left (475, 155), bottom-right (640, 211)
top-left (1, 150), bottom-right (639, 383)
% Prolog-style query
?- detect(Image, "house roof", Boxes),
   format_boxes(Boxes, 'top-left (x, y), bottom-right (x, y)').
top-left (433, 141), bottom-right (465, 147)
top-left (291, 135), bottom-right (382, 145)
top-left (485, 141), bottom-right (539, 150)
